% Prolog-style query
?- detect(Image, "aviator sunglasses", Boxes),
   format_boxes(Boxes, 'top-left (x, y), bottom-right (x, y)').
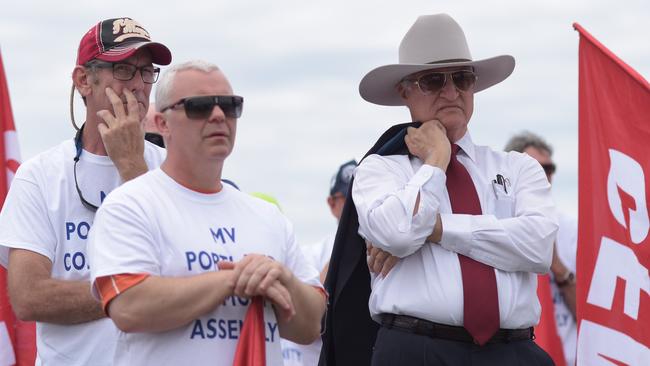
top-left (403, 70), bottom-right (477, 95)
top-left (160, 95), bottom-right (244, 119)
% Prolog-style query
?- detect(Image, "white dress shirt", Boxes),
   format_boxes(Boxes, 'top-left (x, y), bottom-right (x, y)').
top-left (353, 132), bottom-right (558, 329)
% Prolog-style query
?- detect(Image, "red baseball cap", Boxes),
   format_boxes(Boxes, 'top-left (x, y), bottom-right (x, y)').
top-left (76, 17), bottom-right (171, 66)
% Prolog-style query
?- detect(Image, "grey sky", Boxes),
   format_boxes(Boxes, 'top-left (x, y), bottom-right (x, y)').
top-left (1, 0), bottom-right (649, 245)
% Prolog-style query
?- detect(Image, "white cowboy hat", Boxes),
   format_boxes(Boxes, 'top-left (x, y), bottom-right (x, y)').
top-left (359, 13), bottom-right (515, 106)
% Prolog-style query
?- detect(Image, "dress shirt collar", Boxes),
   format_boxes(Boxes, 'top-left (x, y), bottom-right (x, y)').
top-left (454, 131), bottom-right (476, 163)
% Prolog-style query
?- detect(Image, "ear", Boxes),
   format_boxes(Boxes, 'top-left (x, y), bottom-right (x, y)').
top-left (326, 196), bottom-right (336, 211)
top-left (154, 112), bottom-right (170, 137)
top-left (72, 66), bottom-right (93, 98)
top-left (397, 83), bottom-right (409, 100)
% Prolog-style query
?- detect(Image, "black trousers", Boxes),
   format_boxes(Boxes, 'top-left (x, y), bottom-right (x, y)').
top-left (371, 326), bottom-right (555, 366)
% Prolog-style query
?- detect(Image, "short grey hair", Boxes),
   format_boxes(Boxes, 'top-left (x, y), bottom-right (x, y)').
top-left (155, 60), bottom-right (221, 111)
top-left (504, 131), bottom-right (553, 155)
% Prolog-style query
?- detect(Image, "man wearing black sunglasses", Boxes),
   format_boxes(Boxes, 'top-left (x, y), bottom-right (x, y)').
top-left (0, 17), bottom-right (170, 366)
top-left (505, 131), bottom-right (577, 366)
top-left (86, 60), bottom-right (326, 365)
top-left (321, 14), bottom-right (558, 366)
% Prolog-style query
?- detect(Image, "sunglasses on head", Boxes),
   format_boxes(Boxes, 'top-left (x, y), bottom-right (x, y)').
top-left (160, 95), bottom-right (244, 119)
top-left (403, 70), bottom-right (477, 95)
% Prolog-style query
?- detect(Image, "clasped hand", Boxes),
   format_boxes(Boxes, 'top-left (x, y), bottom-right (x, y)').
top-left (218, 254), bottom-right (296, 321)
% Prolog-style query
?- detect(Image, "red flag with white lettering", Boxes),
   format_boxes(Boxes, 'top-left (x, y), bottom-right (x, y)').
top-left (574, 23), bottom-right (650, 365)
top-left (0, 50), bottom-right (36, 366)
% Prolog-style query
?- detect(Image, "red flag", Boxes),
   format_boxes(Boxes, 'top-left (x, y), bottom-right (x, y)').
top-left (534, 274), bottom-right (567, 366)
top-left (232, 297), bottom-right (266, 366)
top-left (574, 23), bottom-right (650, 365)
top-left (0, 50), bottom-right (36, 366)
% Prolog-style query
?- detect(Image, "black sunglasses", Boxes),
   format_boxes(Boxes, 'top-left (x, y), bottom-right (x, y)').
top-left (160, 95), bottom-right (244, 120)
top-left (403, 70), bottom-right (477, 94)
top-left (541, 163), bottom-right (556, 176)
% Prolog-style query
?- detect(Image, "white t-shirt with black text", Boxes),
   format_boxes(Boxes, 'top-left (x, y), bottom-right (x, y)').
top-left (0, 139), bottom-right (165, 366)
top-left (88, 168), bottom-right (321, 366)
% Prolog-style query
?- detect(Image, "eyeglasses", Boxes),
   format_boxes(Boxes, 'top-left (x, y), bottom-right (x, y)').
top-left (160, 95), bottom-right (244, 119)
top-left (541, 163), bottom-right (556, 176)
top-left (402, 70), bottom-right (477, 95)
top-left (88, 61), bottom-right (160, 84)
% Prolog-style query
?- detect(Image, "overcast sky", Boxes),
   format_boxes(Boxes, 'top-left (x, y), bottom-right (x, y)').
top-left (1, 0), bottom-right (649, 245)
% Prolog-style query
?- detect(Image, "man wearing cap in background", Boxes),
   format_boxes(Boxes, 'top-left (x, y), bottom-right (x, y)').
top-left (0, 17), bottom-right (170, 365)
top-left (505, 131), bottom-right (577, 366)
top-left (321, 14), bottom-right (557, 365)
top-left (282, 159), bottom-right (358, 366)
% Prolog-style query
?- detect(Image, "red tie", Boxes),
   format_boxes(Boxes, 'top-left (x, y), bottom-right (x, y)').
top-left (445, 144), bottom-right (500, 345)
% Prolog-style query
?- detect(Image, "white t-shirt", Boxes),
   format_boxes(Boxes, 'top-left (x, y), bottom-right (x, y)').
top-left (87, 168), bottom-right (321, 366)
top-left (0, 139), bottom-right (165, 366)
top-left (281, 232), bottom-right (335, 366)
top-left (551, 212), bottom-right (578, 366)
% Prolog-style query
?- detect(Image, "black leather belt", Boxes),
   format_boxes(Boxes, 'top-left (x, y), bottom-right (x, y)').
top-left (379, 313), bottom-right (534, 344)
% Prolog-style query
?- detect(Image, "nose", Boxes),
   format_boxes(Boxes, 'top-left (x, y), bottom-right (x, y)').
top-left (129, 69), bottom-right (146, 91)
top-left (207, 104), bottom-right (226, 123)
top-left (439, 75), bottom-right (459, 99)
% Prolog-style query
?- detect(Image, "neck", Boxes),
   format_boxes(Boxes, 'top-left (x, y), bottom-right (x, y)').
top-left (161, 154), bottom-right (224, 193)
top-left (81, 115), bottom-right (108, 156)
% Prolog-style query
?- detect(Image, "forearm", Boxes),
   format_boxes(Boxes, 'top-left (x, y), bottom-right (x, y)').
top-left (438, 212), bottom-right (557, 273)
top-left (277, 278), bottom-right (326, 344)
top-left (560, 284), bottom-right (577, 318)
top-left (356, 160), bottom-right (446, 257)
top-left (10, 278), bottom-right (104, 324)
top-left (108, 271), bottom-right (234, 333)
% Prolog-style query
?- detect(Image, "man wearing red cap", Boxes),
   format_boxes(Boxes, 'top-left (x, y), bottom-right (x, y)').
top-left (86, 60), bottom-right (326, 365)
top-left (0, 17), bottom-right (171, 365)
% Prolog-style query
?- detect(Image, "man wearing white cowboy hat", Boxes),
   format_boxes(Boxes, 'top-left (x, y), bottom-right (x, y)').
top-left (321, 13), bottom-right (558, 365)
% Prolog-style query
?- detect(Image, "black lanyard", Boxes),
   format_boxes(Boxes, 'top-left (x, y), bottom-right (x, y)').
top-left (73, 125), bottom-right (99, 212)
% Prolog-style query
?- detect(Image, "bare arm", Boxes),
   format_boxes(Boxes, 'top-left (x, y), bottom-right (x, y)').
top-left (8, 249), bottom-right (104, 324)
top-left (106, 271), bottom-right (236, 333)
top-left (550, 246), bottom-right (576, 318)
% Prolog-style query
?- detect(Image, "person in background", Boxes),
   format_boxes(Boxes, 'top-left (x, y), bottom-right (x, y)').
top-left (505, 131), bottom-right (577, 366)
top-left (0, 17), bottom-right (170, 365)
top-left (282, 159), bottom-right (357, 366)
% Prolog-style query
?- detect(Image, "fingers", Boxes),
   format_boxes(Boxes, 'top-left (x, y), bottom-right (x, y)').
top-left (265, 281), bottom-right (295, 320)
top-left (123, 89), bottom-right (140, 121)
top-left (381, 256), bottom-right (399, 278)
top-left (372, 251), bottom-right (390, 274)
top-left (366, 245), bottom-right (377, 272)
top-left (104, 87), bottom-right (127, 125)
top-left (233, 255), bottom-right (291, 298)
top-left (217, 261), bottom-right (236, 270)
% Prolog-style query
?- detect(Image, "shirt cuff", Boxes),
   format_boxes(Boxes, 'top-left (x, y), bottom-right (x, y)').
top-left (438, 213), bottom-right (473, 255)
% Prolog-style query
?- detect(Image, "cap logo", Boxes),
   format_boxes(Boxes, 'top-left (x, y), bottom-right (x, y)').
top-left (112, 18), bottom-right (151, 42)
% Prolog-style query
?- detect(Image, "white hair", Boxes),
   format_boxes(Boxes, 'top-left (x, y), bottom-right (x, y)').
top-left (155, 60), bottom-right (221, 111)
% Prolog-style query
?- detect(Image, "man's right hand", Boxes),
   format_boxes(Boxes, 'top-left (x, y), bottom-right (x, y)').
top-left (96, 87), bottom-right (147, 181)
top-left (405, 120), bottom-right (451, 170)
